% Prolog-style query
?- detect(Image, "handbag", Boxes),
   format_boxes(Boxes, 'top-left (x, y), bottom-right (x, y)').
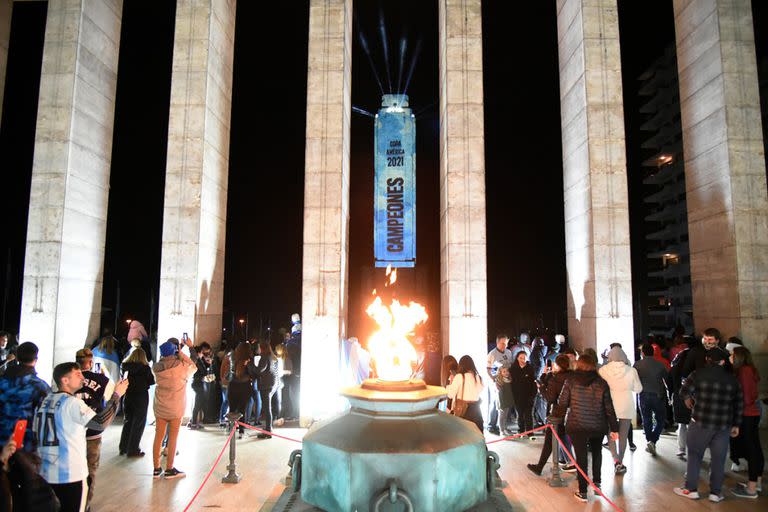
top-left (452, 375), bottom-right (470, 418)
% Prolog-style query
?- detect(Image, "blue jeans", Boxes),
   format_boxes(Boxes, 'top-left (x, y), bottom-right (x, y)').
top-left (685, 421), bottom-right (730, 495)
top-left (246, 384), bottom-right (261, 424)
top-left (639, 392), bottom-right (666, 443)
top-left (219, 385), bottom-right (229, 422)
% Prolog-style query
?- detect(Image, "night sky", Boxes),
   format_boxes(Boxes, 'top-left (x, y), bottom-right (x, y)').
top-left (0, 1), bottom-right (765, 344)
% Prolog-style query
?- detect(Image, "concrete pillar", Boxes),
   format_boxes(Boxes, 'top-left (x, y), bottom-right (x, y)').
top-left (0, 0), bottom-right (11, 123)
top-left (157, 0), bottom-right (236, 348)
top-left (673, 0), bottom-right (768, 361)
top-left (19, 0), bottom-right (122, 381)
top-left (438, 0), bottom-right (488, 372)
top-left (556, 0), bottom-right (634, 356)
top-left (300, 0), bottom-right (353, 425)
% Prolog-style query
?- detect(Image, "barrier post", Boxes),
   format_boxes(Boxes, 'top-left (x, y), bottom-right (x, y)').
top-left (548, 417), bottom-right (567, 487)
top-left (222, 412), bottom-right (243, 484)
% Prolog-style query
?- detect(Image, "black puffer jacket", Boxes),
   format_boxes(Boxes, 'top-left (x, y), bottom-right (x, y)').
top-left (554, 370), bottom-right (619, 434)
top-left (255, 354), bottom-right (281, 390)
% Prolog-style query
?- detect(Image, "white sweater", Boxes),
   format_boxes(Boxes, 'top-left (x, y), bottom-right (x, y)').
top-left (598, 362), bottom-right (643, 419)
top-left (446, 373), bottom-right (484, 402)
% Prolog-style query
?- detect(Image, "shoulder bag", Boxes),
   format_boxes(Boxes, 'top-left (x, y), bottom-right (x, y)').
top-left (452, 374), bottom-right (470, 418)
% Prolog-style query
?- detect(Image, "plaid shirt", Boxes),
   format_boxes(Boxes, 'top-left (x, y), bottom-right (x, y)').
top-left (679, 364), bottom-right (743, 430)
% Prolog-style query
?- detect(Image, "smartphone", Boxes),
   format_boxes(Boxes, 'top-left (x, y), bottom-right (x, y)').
top-left (12, 419), bottom-right (26, 448)
top-left (94, 362), bottom-right (102, 373)
top-left (182, 332), bottom-right (188, 342)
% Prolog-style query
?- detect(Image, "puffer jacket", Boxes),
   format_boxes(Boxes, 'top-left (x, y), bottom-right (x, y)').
top-left (255, 354), bottom-right (281, 390)
top-left (555, 370), bottom-right (619, 435)
top-left (598, 361), bottom-right (642, 419)
top-left (540, 369), bottom-right (571, 416)
top-left (153, 352), bottom-right (196, 419)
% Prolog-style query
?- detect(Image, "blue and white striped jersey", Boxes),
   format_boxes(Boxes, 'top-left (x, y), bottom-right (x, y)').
top-left (34, 392), bottom-right (96, 484)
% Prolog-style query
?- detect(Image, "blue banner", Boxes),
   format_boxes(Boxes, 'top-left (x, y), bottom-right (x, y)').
top-left (374, 94), bottom-right (416, 268)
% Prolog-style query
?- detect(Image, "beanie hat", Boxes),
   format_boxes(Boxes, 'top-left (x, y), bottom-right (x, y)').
top-left (159, 341), bottom-right (178, 358)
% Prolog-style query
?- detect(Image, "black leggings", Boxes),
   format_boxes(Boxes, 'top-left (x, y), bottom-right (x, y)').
top-left (515, 402), bottom-right (533, 434)
top-left (260, 387), bottom-right (278, 432)
top-left (120, 391), bottom-right (148, 454)
top-left (536, 422), bottom-right (566, 467)
top-left (570, 432), bottom-right (603, 493)
top-left (228, 381), bottom-right (252, 434)
top-left (740, 415), bottom-right (765, 482)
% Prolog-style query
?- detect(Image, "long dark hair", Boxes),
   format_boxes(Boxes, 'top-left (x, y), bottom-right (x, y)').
top-left (234, 343), bottom-right (252, 380)
top-left (441, 355), bottom-right (458, 387)
top-left (457, 355), bottom-right (480, 384)
top-left (732, 346), bottom-right (759, 379)
top-left (258, 340), bottom-right (274, 360)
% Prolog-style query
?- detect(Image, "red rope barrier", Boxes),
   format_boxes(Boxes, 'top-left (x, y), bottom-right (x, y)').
top-left (549, 426), bottom-right (624, 512)
top-left (181, 425), bottom-right (237, 512)
top-left (236, 421), bottom-right (305, 443)
top-left (485, 424), bottom-right (551, 444)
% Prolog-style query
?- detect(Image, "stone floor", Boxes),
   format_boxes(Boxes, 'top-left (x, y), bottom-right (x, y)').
top-left (90, 420), bottom-right (766, 512)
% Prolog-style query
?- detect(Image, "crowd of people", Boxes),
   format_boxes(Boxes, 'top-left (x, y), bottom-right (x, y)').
top-left (441, 328), bottom-right (764, 503)
top-left (0, 313), bottom-right (303, 512)
top-left (0, 322), bottom-right (764, 509)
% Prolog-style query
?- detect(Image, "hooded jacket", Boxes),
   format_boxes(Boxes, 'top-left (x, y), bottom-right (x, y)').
top-left (598, 360), bottom-right (643, 419)
top-left (153, 352), bottom-right (196, 419)
top-left (0, 364), bottom-right (51, 452)
top-left (554, 370), bottom-right (619, 434)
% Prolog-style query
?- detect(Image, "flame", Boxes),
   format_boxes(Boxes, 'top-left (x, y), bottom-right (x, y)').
top-left (384, 265), bottom-right (398, 286)
top-left (366, 293), bottom-right (428, 381)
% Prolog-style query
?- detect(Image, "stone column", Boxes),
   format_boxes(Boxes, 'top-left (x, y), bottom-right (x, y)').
top-left (673, 0), bottom-right (768, 357)
top-left (19, 0), bottom-right (122, 380)
top-left (0, 0), bottom-right (11, 123)
top-left (300, 0), bottom-right (352, 425)
top-left (157, 0), bottom-right (236, 348)
top-left (556, 0), bottom-right (634, 356)
top-left (438, 0), bottom-right (488, 372)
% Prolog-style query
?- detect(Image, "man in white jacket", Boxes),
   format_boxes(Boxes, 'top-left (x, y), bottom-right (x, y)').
top-left (598, 346), bottom-right (642, 474)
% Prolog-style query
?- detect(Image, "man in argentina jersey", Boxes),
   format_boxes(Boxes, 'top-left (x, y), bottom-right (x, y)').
top-left (74, 348), bottom-right (114, 512)
top-left (34, 362), bottom-right (128, 512)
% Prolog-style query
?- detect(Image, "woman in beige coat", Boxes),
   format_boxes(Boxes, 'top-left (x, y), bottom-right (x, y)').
top-left (152, 337), bottom-right (196, 479)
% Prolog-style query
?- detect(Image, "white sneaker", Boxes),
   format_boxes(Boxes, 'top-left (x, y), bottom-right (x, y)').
top-left (708, 494), bottom-right (724, 503)
top-left (730, 461), bottom-right (745, 472)
top-left (673, 487), bottom-right (700, 499)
